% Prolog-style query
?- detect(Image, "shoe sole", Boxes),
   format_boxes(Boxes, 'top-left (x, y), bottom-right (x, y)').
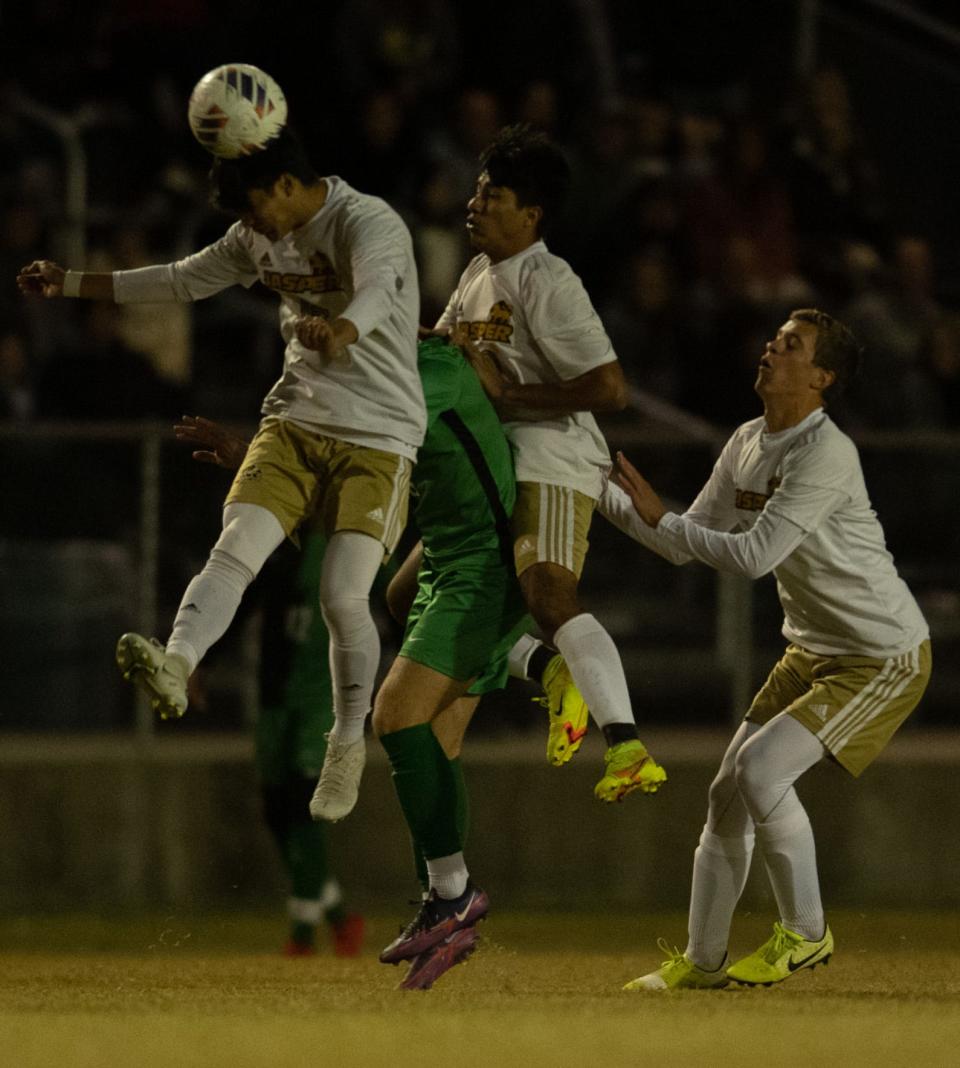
top-left (115, 635), bottom-right (185, 719)
top-left (400, 926), bottom-right (479, 990)
top-left (595, 765), bottom-right (668, 802)
top-left (728, 953), bottom-right (832, 987)
top-left (380, 895), bottom-right (489, 964)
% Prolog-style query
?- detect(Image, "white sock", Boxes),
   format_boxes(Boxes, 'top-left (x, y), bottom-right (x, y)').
top-left (507, 633), bottom-right (542, 680)
top-left (755, 801), bottom-right (825, 942)
top-left (734, 712), bottom-right (826, 942)
top-left (320, 531), bottom-right (384, 744)
top-left (166, 503), bottom-right (284, 670)
top-left (686, 826), bottom-right (755, 972)
top-left (287, 896), bottom-right (323, 925)
top-left (426, 852), bottom-right (469, 900)
top-left (553, 613), bottom-right (633, 729)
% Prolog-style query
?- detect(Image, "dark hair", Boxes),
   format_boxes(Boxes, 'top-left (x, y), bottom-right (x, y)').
top-left (209, 127), bottom-right (319, 215)
top-left (789, 307), bottom-right (863, 401)
top-left (479, 124), bottom-right (570, 235)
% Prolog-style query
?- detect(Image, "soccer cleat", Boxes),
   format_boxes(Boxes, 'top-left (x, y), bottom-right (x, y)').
top-left (115, 633), bottom-right (189, 720)
top-left (379, 883), bottom-right (489, 965)
top-left (726, 922), bottom-right (834, 986)
top-left (309, 734), bottom-right (366, 822)
top-left (594, 739), bottom-right (667, 802)
top-left (623, 938), bottom-right (729, 991)
top-left (330, 913), bottom-right (365, 958)
top-left (400, 924), bottom-right (479, 990)
top-left (537, 654), bottom-right (589, 766)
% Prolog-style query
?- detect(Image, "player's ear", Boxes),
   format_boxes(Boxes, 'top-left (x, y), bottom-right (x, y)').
top-left (278, 173), bottom-right (296, 197)
top-left (525, 204), bottom-right (543, 232)
top-left (812, 364), bottom-right (835, 393)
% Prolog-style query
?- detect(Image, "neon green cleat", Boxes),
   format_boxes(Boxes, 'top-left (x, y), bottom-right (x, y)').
top-left (115, 633), bottom-right (189, 720)
top-left (726, 922), bottom-right (834, 986)
top-left (624, 939), bottom-right (729, 991)
top-left (537, 654), bottom-right (589, 766)
top-left (594, 739), bottom-right (667, 802)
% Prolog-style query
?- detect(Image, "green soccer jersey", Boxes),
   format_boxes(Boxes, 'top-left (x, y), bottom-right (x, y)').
top-left (413, 337), bottom-right (516, 565)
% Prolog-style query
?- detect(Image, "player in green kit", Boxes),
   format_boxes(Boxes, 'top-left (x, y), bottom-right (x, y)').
top-left (370, 334), bottom-right (531, 990)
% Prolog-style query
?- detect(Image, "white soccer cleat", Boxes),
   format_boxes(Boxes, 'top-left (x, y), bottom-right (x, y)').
top-left (115, 633), bottom-right (189, 720)
top-left (309, 734), bottom-right (366, 822)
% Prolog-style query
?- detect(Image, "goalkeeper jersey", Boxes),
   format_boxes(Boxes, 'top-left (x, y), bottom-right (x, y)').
top-left (113, 176), bottom-right (426, 459)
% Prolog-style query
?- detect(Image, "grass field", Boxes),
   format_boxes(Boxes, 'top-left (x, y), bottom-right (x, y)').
top-left (3, 910), bottom-right (959, 1067)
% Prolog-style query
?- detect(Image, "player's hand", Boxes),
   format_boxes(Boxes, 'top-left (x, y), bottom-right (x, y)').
top-left (174, 415), bottom-right (249, 470)
top-left (17, 260), bottom-right (66, 298)
top-left (612, 451), bottom-right (667, 527)
top-left (451, 323), bottom-right (517, 402)
top-left (294, 315), bottom-right (358, 360)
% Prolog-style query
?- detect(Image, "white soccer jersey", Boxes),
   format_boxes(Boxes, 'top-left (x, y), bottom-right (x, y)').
top-left (437, 240), bottom-right (615, 499)
top-left (113, 176), bottom-right (426, 459)
top-left (600, 408), bottom-right (928, 658)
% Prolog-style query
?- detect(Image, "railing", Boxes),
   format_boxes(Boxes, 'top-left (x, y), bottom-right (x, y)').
top-left (1, 415), bottom-right (957, 735)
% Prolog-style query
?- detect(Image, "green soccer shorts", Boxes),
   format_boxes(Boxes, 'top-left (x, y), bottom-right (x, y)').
top-left (400, 552), bottom-right (531, 695)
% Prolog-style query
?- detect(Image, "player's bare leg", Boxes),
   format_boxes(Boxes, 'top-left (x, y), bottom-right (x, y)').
top-left (519, 562), bottom-right (665, 799)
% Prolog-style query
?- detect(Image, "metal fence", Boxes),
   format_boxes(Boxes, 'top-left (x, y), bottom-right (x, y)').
top-left (1, 415), bottom-right (955, 737)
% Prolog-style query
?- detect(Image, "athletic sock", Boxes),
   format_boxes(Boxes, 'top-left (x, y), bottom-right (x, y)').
top-left (380, 724), bottom-right (462, 862)
top-left (602, 722), bottom-right (639, 746)
top-left (412, 753), bottom-right (469, 892)
top-left (553, 612), bottom-right (635, 730)
top-left (528, 644), bottom-right (556, 684)
top-left (320, 532), bottom-right (384, 744)
top-left (166, 549), bottom-right (254, 672)
top-left (686, 826), bottom-right (755, 972)
top-left (425, 852), bottom-right (469, 900)
top-left (507, 632), bottom-right (542, 680)
top-left (755, 801), bottom-right (825, 942)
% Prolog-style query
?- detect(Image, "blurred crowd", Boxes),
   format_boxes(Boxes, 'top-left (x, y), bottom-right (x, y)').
top-left (2, 0), bottom-right (959, 432)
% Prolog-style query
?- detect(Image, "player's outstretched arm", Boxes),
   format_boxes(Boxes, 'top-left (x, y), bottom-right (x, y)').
top-left (17, 260), bottom-right (115, 300)
top-left (612, 451), bottom-right (667, 528)
top-left (173, 414), bottom-right (249, 470)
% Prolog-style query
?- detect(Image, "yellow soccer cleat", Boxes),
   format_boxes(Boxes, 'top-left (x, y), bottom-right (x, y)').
top-left (726, 922), bottom-right (834, 986)
top-left (594, 739), bottom-right (667, 802)
top-left (624, 939), bottom-right (729, 991)
top-left (115, 633), bottom-right (189, 720)
top-left (537, 654), bottom-right (589, 766)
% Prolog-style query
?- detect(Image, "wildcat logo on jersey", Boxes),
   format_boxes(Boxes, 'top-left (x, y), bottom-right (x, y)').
top-left (735, 477), bottom-right (782, 512)
top-left (262, 252), bottom-right (343, 296)
top-left (464, 300), bottom-right (514, 343)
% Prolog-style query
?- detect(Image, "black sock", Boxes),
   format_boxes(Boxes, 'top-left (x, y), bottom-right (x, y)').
top-left (528, 644), bottom-right (555, 683)
top-left (602, 722), bottom-right (639, 746)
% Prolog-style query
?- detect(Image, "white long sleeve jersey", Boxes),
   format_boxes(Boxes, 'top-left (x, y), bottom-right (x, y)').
top-left (436, 240), bottom-right (615, 499)
top-left (600, 409), bottom-right (928, 658)
top-left (113, 176), bottom-right (426, 459)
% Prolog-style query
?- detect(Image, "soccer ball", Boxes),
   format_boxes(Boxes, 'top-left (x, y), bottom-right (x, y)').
top-left (187, 64), bottom-right (288, 158)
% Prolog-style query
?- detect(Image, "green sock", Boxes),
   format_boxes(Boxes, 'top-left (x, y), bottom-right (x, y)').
top-left (286, 818), bottom-right (329, 901)
top-left (449, 755), bottom-right (470, 846)
top-left (410, 750), bottom-right (470, 892)
top-left (380, 724), bottom-right (462, 863)
top-left (290, 921), bottom-right (315, 947)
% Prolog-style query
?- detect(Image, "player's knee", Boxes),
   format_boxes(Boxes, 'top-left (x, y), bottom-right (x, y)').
top-left (733, 739), bottom-right (769, 812)
top-left (319, 591), bottom-right (372, 643)
top-left (519, 566), bottom-right (580, 639)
